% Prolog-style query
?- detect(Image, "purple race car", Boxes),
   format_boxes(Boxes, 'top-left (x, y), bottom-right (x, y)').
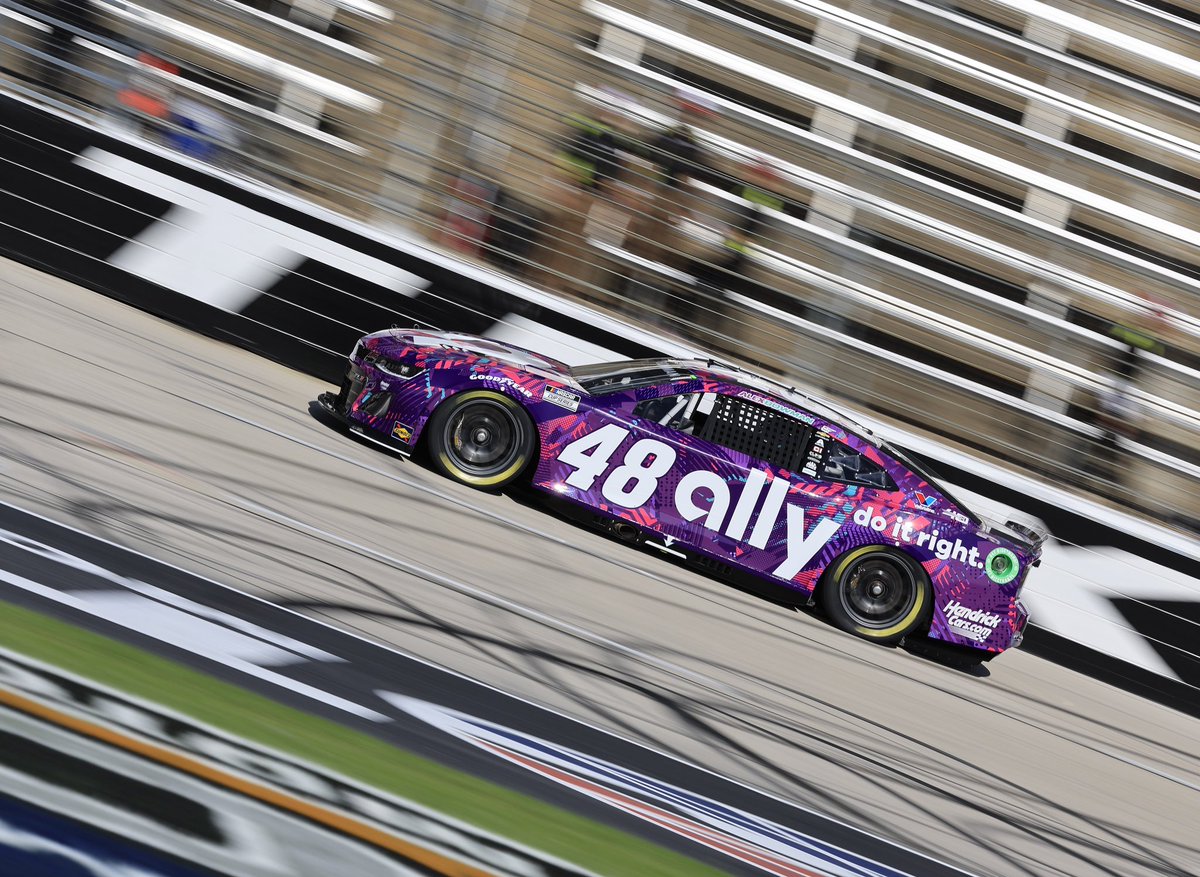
top-left (318, 329), bottom-right (1042, 659)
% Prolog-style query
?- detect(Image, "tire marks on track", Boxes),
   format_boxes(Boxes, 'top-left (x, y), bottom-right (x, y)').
top-left (2, 266), bottom-right (1199, 877)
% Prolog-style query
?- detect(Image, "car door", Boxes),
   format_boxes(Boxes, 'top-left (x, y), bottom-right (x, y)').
top-left (613, 389), bottom-right (821, 581)
top-left (543, 384), bottom-right (853, 585)
top-left (627, 392), bottom-right (907, 593)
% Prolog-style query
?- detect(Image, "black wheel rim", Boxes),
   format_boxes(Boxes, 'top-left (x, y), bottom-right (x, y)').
top-left (840, 556), bottom-right (917, 629)
top-left (444, 400), bottom-right (522, 477)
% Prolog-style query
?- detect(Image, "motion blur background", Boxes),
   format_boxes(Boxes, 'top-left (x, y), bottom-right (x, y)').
top-left (3, 5), bottom-right (1200, 875)
top-left (3, 0), bottom-right (1200, 532)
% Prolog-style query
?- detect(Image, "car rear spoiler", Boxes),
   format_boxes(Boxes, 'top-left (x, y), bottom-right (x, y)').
top-left (1003, 519), bottom-right (1048, 554)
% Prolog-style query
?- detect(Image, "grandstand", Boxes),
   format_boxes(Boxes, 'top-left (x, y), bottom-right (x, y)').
top-left (2, 0), bottom-right (1198, 527)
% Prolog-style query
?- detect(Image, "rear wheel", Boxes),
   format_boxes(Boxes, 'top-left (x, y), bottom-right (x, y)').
top-left (427, 390), bottom-right (536, 489)
top-left (820, 546), bottom-right (929, 644)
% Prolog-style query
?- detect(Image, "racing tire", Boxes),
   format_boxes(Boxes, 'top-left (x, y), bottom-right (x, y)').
top-left (427, 390), bottom-right (536, 490)
top-left (820, 546), bottom-right (929, 645)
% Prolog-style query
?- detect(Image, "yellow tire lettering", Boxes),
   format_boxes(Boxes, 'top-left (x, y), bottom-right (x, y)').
top-left (435, 391), bottom-right (531, 487)
top-left (832, 546), bottom-right (927, 640)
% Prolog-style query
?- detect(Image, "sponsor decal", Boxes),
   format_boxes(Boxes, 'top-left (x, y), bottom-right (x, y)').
top-left (944, 510), bottom-right (970, 526)
top-left (985, 547), bottom-right (1020, 585)
top-left (853, 505), bottom-right (984, 570)
top-left (913, 492), bottom-right (936, 509)
top-left (542, 386), bottom-right (580, 411)
top-left (389, 695), bottom-right (919, 877)
top-left (801, 435), bottom-right (825, 479)
top-left (555, 429), bottom-right (1008, 580)
top-left (556, 425), bottom-right (842, 579)
top-left (942, 599), bottom-right (1002, 642)
top-left (391, 422), bottom-right (415, 443)
top-left (469, 373), bottom-right (533, 398)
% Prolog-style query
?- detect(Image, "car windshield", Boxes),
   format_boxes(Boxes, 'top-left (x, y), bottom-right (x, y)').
top-left (571, 360), bottom-right (695, 394)
top-left (884, 443), bottom-right (981, 525)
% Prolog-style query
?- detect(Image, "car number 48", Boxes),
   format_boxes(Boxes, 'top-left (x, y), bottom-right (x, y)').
top-left (558, 424), bottom-right (677, 507)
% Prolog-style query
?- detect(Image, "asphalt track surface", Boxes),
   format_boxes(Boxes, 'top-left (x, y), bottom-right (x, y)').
top-left (0, 501), bottom-right (969, 877)
top-left (2, 259), bottom-right (1199, 877)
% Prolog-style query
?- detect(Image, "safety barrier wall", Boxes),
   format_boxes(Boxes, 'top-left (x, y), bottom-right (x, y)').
top-left (2, 93), bottom-right (1197, 713)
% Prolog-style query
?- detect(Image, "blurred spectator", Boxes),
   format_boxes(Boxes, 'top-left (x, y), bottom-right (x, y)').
top-left (555, 106), bottom-right (623, 197)
top-left (535, 97), bottom-right (633, 298)
top-left (1086, 356), bottom-right (1143, 485)
top-left (631, 90), bottom-right (717, 255)
top-left (35, 0), bottom-right (100, 96)
top-left (115, 53), bottom-right (177, 138)
top-left (692, 160), bottom-right (783, 290)
top-left (484, 188), bottom-right (546, 277)
top-left (441, 166), bottom-right (499, 256)
top-left (686, 158), bottom-right (785, 332)
top-left (1108, 302), bottom-right (1167, 382)
top-left (165, 96), bottom-right (238, 164)
top-left (617, 91), bottom-right (719, 303)
top-left (646, 90), bottom-right (715, 189)
top-left (113, 58), bottom-right (242, 170)
top-left (1083, 296), bottom-right (1167, 486)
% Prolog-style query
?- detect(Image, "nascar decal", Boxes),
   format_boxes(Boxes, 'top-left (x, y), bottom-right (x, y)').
top-left (556, 425), bottom-right (842, 579)
top-left (543, 386), bottom-right (580, 411)
top-left (386, 695), bottom-right (918, 877)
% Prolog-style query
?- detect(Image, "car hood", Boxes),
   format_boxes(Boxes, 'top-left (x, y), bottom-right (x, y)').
top-left (368, 329), bottom-right (577, 382)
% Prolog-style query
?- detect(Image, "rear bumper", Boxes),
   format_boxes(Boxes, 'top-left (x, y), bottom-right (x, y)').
top-left (1010, 598), bottom-right (1030, 650)
top-left (925, 591), bottom-right (1030, 657)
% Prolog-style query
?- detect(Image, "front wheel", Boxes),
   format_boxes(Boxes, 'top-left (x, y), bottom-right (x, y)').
top-left (427, 390), bottom-right (536, 489)
top-left (820, 546), bottom-right (929, 645)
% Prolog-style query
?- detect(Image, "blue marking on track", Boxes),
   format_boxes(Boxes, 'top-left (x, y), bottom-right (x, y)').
top-left (0, 792), bottom-right (222, 877)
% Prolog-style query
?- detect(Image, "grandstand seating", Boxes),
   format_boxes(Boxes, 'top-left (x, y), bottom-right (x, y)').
top-left (2, 0), bottom-right (1198, 526)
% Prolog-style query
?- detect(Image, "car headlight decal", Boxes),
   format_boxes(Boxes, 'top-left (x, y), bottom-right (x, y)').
top-left (376, 358), bottom-right (423, 378)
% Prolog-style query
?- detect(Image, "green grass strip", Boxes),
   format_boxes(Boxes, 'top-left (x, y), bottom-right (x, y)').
top-left (0, 599), bottom-right (729, 877)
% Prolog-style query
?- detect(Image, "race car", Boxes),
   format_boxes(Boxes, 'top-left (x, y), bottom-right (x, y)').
top-left (318, 329), bottom-right (1042, 658)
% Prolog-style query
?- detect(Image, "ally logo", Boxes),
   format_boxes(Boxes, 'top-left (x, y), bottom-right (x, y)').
top-left (381, 695), bottom-right (924, 877)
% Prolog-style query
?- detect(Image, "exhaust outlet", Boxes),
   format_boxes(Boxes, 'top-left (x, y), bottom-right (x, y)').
top-left (611, 521), bottom-right (640, 542)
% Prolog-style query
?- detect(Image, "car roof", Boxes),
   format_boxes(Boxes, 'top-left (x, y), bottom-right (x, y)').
top-left (570, 357), bottom-right (875, 441)
top-left (669, 358), bottom-right (876, 441)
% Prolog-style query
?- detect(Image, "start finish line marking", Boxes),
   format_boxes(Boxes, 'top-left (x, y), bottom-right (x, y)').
top-left (0, 527), bottom-right (387, 722)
